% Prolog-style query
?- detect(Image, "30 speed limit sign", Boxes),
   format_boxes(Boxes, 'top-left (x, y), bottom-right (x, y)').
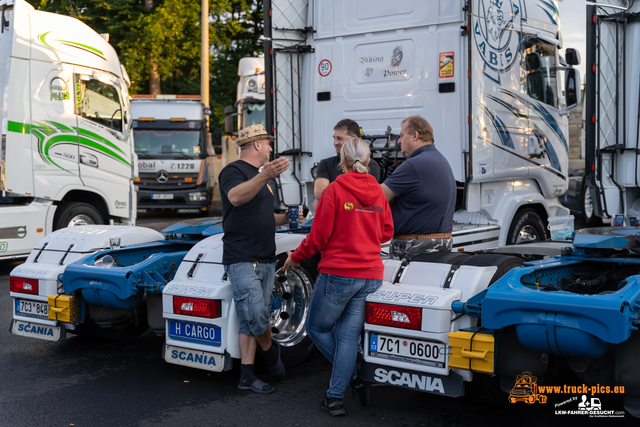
top-left (318, 59), bottom-right (332, 77)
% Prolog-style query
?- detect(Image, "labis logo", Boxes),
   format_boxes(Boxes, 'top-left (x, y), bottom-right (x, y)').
top-left (473, 0), bottom-right (525, 83)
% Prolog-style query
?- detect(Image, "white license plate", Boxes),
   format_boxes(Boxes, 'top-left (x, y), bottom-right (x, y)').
top-left (16, 299), bottom-right (49, 318)
top-left (12, 320), bottom-right (62, 341)
top-left (370, 333), bottom-right (446, 367)
top-left (152, 194), bottom-right (173, 200)
top-left (164, 344), bottom-right (224, 372)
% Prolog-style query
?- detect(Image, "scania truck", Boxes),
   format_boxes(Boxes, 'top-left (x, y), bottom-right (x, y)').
top-left (256, 0), bottom-right (580, 251)
top-left (131, 95), bottom-right (216, 215)
top-left (0, 0), bottom-right (136, 260)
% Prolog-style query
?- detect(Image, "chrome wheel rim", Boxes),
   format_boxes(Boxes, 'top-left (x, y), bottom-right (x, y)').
top-left (68, 214), bottom-right (96, 227)
top-left (270, 266), bottom-right (313, 348)
top-left (516, 225), bottom-right (541, 244)
top-left (584, 188), bottom-right (594, 219)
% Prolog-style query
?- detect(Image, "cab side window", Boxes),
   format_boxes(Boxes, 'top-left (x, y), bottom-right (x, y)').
top-left (76, 77), bottom-right (123, 132)
top-left (523, 41), bottom-right (558, 108)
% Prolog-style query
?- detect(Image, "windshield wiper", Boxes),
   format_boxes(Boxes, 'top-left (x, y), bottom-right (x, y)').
top-left (136, 152), bottom-right (152, 158)
top-left (163, 151), bottom-right (193, 159)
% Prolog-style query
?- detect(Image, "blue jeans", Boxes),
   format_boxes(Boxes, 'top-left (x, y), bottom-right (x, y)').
top-left (305, 273), bottom-right (382, 399)
top-left (226, 262), bottom-right (276, 336)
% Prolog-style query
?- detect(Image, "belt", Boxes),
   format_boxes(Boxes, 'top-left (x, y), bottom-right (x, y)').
top-left (393, 232), bottom-right (452, 240)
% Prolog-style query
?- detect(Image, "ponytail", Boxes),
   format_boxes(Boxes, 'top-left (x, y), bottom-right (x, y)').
top-left (340, 137), bottom-right (370, 174)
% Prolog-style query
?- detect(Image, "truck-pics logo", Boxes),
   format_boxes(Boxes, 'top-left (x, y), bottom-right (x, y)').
top-left (50, 77), bottom-right (70, 101)
top-left (473, 0), bottom-right (525, 83)
top-left (508, 372), bottom-right (547, 404)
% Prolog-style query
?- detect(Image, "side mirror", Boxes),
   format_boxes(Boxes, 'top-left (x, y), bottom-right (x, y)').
top-left (212, 126), bottom-right (222, 156)
top-left (565, 68), bottom-right (580, 108)
top-left (526, 52), bottom-right (542, 71)
top-left (565, 48), bottom-right (581, 66)
top-left (559, 68), bottom-right (581, 116)
top-left (224, 105), bottom-right (234, 134)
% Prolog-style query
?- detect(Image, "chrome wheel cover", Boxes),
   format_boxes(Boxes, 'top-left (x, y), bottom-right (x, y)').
top-left (270, 266), bottom-right (314, 348)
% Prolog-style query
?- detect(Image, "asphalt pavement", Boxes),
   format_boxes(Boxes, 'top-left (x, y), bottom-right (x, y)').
top-left (0, 212), bottom-right (635, 426)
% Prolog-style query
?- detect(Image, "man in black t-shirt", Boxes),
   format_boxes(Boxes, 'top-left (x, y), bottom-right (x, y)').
top-left (219, 124), bottom-right (290, 394)
top-left (314, 119), bottom-right (380, 206)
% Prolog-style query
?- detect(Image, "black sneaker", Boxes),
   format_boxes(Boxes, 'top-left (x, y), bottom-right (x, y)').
top-left (321, 397), bottom-right (346, 417)
top-left (350, 377), bottom-right (371, 406)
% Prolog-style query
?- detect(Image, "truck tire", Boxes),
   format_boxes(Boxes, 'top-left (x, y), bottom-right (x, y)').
top-left (68, 315), bottom-right (150, 341)
top-left (582, 183), bottom-right (601, 227)
top-left (459, 254), bottom-right (523, 285)
top-left (506, 208), bottom-right (547, 245)
top-left (412, 251), bottom-right (470, 265)
top-left (460, 254), bottom-right (524, 404)
top-left (53, 202), bottom-right (104, 230)
top-left (271, 254), bottom-right (319, 367)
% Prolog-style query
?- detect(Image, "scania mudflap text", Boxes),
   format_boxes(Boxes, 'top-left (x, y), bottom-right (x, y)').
top-left (360, 228), bottom-right (640, 417)
top-left (0, 0), bottom-right (137, 260)
top-left (9, 219), bottom-right (320, 368)
top-left (260, 0), bottom-right (581, 251)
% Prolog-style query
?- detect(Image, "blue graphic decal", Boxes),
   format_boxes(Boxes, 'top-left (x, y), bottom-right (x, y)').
top-left (500, 89), bottom-right (568, 152)
top-left (538, 5), bottom-right (557, 25)
top-left (539, 0), bottom-right (559, 16)
top-left (479, 104), bottom-right (515, 149)
top-left (485, 95), bottom-right (562, 172)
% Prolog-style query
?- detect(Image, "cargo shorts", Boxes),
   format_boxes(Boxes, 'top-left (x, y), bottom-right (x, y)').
top-left (226, 261), bottom-right (276, 337)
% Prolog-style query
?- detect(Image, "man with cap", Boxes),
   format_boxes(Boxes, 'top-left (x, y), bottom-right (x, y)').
top-left (219, 124), bottom-right (290, 394)
top-left (381, 115), bottom-right (456, 260)
top-left (314, 119), bottom-right (380, 205)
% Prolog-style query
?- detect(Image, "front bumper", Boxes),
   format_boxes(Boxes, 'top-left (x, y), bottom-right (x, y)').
top-left (137, 186), bottom-right (211, 210)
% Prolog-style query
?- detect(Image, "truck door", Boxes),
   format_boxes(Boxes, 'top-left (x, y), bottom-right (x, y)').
top-left (74, 70), bottom-right (132, 212)
top-left (30, 63), bottom-right (81, 197)
top-left (470, 0), bottom-right (530, 180)
top-left (520, 36), bottom-right (568, 197)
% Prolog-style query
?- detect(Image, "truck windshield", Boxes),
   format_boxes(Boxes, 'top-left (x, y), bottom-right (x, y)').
top-left (242, 103), bottom-right (266, 127)
top-left (133, 129), bottom-right (202, 159)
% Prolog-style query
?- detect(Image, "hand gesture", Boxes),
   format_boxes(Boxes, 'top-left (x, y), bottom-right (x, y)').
top-left (262, 157), bottom-right (290, 180)
top-left (283, 249), bottom-right (300, 272)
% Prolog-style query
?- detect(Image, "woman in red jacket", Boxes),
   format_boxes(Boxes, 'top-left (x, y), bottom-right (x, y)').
top-left (284, 137), bottom-right (394, 416)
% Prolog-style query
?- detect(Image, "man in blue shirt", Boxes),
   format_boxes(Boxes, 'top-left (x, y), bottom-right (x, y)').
top-left (381, 116), bottom-right (456, 260)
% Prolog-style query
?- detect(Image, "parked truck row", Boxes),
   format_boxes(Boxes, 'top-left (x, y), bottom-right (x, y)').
top-left (6, 0), bottom-right (640, 419)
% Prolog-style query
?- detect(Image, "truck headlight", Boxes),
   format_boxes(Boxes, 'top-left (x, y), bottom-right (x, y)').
top-left (189, 192), bottom-right (207, 202)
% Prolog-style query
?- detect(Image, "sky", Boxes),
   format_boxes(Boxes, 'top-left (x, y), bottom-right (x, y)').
top-left (557, 0), bottom-right (587, 78)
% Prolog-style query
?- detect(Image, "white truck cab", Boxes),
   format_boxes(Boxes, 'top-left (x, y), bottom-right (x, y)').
top-left (261, 0), bottom-right (581, 250)
top-left (131, 96), bottom-right (215, 215)
top-left (0, 0), bottom-right (136, 259)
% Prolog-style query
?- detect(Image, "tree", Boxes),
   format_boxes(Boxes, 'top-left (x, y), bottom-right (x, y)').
top-left (27, 0), bottom-right (264, 127)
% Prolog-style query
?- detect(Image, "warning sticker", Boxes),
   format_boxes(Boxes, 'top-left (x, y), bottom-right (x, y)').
top-left (439, 52), bottom-right (454, 78)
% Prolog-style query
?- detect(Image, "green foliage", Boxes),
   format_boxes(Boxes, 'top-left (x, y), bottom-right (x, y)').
top-left (26, 0), bottom-right (264, 128)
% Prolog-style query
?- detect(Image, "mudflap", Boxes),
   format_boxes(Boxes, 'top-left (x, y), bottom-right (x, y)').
top-left (361, 360), bottom-right (465, 397)
top-left (10, 319), bottom-right (67, 342)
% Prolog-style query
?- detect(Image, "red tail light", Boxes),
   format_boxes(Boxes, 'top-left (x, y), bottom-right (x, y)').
top-left (366, 302), bottom-right (422, 330)
top-left (10, 277), bottom-right (39, 295)
top-left (173, 296), bottom-right (220, 318)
